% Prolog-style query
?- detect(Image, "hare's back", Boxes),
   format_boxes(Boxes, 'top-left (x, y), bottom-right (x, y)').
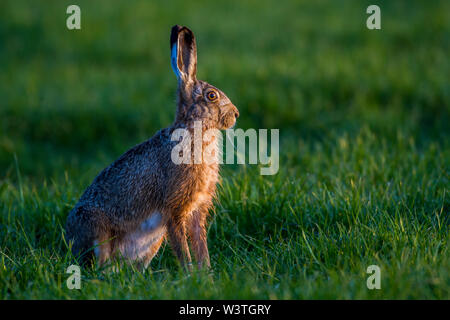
top-left (78, 129), bottom-right (173, 216)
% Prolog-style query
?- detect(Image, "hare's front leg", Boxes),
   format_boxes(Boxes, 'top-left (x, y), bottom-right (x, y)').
top-left (167, 217), bottom-right (192, 270)
top-left (188, 207), bottom-right (210, 269)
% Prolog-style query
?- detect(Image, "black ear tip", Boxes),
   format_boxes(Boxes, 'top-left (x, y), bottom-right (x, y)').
top-left (170, 25), bottom-right (182, 48)
top-left (171, 25), bottom-right (182, 33)
top-left (170, 25), bottom-right (195, 50)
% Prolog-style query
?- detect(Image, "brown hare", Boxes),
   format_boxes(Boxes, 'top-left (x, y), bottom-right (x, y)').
top-left (65, 25), bottom-right (239, 270)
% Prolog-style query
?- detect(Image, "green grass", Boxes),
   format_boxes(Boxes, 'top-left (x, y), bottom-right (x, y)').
top-left (0, 0), bottom-right (449, 299)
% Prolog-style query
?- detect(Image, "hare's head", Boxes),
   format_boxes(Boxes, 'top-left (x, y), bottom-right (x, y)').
top-left (170, 25), bottom-right (239, 130)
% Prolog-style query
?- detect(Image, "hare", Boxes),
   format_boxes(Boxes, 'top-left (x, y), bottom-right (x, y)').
top-left (65, 25), bottom-right (239, 270)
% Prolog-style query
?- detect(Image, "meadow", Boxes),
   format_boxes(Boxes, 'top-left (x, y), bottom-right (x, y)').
top-left (0, 0), bottom-right (448, 299)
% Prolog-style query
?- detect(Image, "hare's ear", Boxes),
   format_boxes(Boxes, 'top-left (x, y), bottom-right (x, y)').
top-left (170, 25), bottom-right (197, 85)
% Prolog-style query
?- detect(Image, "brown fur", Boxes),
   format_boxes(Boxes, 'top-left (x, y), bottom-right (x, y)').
top-left (65, 25), bottom-right (239, 270)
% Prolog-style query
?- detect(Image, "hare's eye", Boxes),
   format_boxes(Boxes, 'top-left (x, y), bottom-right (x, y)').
top-left (207, 91), bottom-right (218, 101)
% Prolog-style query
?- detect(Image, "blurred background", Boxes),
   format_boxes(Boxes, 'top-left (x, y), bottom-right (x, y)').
top-left (1, 0), bottom-right (448, 178)
top-left (0, 0), bottom-right (448, 299)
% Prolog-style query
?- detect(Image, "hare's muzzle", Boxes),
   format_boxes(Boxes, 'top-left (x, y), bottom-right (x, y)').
top-left (229, 103), bottom-right (239, 119)
top-left (221, 103), bottom-right (239, 129)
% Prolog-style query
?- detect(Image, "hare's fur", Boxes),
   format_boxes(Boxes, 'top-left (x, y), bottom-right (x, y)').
top-left (65, 25), bottom-right (239, 270)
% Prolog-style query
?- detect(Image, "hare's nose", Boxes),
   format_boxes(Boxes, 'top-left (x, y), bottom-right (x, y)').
top-left (232, 106), bottom-right (239, 118)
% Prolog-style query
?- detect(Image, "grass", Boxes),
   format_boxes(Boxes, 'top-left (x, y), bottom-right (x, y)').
top-left (0, 0), bottom-right (449, 299)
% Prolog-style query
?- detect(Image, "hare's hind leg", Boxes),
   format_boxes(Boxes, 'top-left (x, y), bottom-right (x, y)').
top-left (93, 233), bottom-right (114, 266)
top-left (115, 212), bottom-right (166, 269)
top-left (66, 206), bottom-right (109, 267)
top-left (141, 234), bottom-right (165, 269)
